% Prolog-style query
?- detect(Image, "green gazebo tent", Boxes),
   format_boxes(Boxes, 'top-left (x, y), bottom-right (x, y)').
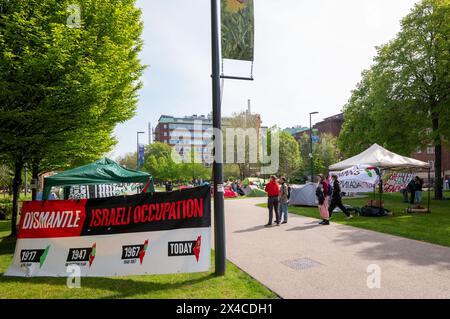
top-left (42, 158), bottom-right (154, 200)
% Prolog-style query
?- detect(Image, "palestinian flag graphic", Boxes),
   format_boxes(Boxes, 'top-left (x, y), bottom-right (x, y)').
top-left (89, 243), bottom-right (96, 268)
top-left (139, 240), bottom-right (149, 265)
top-left (40, 245), bottom-right (50, 268)
top-left (193, 236), bottom-right (202, 262)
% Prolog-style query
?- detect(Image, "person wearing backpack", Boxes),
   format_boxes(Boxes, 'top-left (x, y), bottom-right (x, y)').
top-left (279, 176), bottom-right (290, 224)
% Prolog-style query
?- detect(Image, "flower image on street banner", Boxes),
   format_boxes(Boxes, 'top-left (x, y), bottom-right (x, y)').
top-left (5, 186), bottom-right (211, 277)
top-left (221, 0), bottom-right (254, 61)
top-left (330, 166), bottom-right (380, 193)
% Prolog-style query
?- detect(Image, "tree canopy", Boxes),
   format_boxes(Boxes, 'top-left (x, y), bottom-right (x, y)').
top-left (0, 0), bottom-right (145, 236)
top-left (339, 0), bottom-right (449, 199)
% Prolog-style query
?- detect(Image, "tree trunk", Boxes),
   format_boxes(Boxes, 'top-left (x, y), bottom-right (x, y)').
top-left (432, 114), bottom-right (443, 200)
top-left (31, 162), bottom-right (39, 201)
top-left (10, 161), bottom-right (23, 238)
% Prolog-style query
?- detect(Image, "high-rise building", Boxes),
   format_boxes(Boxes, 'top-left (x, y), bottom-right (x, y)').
top-left (154, 109), bottom-right (266, 173)
top-left (154, 114), bottom-right (214, 165)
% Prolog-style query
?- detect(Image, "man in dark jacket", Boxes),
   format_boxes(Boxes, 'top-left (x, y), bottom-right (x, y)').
top-left (328, 175), bottom-right (353, 219)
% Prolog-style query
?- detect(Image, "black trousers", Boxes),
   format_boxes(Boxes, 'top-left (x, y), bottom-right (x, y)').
top-left (409, 191), bottom-right (415, 205)
top-left (268, 196), bottom-right (280, 224)
top-left (329, 198), bottom-right (349, 217)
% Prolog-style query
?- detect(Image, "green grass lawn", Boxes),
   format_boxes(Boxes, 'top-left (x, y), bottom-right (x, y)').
top-left (0, 221), bottom-right (276, 299)
top-left (257, 191), bottom-right (450, 247)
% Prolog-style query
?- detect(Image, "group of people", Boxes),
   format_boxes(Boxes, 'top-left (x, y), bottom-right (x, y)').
top-left (315, 174), bottom-right (353, 225)
top-left (263, 174), bottom-right (352, 227)
top-left (402, 176), bottom-right (424, 205)
top-left (264, 176), bottom-right (291, 226)
top-left (230, 180), bottom-right (246, 196)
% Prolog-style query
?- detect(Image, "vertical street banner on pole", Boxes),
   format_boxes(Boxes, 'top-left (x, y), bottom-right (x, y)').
top-left (138, 144), bottom-right (145, 168)
top-left (221, 0), bottom-right (254, 61)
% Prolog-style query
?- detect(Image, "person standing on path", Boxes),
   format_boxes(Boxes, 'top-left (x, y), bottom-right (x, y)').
top-left (328, 174), bottom-right (353, 220)
top-left (316, 174), bottom-right (330, 225)
top-left (279, 177), bottom-right (290, 224)
top-left (264, 175), bottom-right (280, 227)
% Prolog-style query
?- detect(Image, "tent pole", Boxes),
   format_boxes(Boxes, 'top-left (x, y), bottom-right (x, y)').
top-left (428, 166), bottom-right (431, 213)
top-left (379, 172), bottom-right (383, 213)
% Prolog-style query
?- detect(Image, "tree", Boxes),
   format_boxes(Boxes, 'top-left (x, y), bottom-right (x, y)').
top-left (142, 142), bottom-right (178, 182)
top-left (117, 152), bottom-right (138, 170)
top-left (0, 0), bottom-right (145, 236)
top-left (142, 142), bottom-right (211, 183)
top-left (223, 110), bottom-right (262, 178)
top-left (297, 133), bottom-right (340, 179)
top-left (339, 0), bottom-right (449, 199)
top-left (178, 151), bottom-right (211, 182)
top-left (277, 131), bottom-right (301, 178)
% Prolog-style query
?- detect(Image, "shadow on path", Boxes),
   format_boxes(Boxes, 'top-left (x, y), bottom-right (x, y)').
top-left (286, 224), bottom-right (322, 232)
top-left (333, 228), bottom-right (450, 271)
top-left (234, 225), bottom-right (267, 233)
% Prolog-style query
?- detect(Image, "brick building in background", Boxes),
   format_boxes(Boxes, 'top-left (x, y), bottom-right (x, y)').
top-left (411, 147), bottom-right (450, 180)
top-left (292, 113), bottom-right (344, 141)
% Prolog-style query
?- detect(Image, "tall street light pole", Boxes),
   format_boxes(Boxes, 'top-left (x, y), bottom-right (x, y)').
top-left (211, 0), bottom-right (226, 276)
top-left (137, 131), bottom-right (145, 169)
top-left (309, 112), bottom-right (318, 183)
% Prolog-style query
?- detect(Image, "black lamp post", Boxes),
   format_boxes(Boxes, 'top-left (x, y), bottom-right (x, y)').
top-left (210, 0), bottom-right (226, 276)
top-left (309, 112), bottom-right (318, 183)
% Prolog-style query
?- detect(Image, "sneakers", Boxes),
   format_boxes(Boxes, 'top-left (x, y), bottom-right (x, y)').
top-left (346, 214), bottom-right (354, 220)
top-left (264, 223), bottom-right (273, 227)
top-left (321, 220), bottom-right (330, 225)
top-left (281, 221), bottom-right (287, 224)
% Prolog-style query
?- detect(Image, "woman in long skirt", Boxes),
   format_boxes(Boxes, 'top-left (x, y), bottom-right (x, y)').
top-left (316, 174), bottom-right (330, 225)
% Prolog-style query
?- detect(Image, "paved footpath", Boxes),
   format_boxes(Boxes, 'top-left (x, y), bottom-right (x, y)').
top-left (218, 198), bottom-right (450, 299)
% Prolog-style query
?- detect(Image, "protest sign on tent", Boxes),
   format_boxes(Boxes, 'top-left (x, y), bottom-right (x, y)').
top-left (330, 165), bottom-right (380, 193)
top-left (383, 172), bottom-right (414, 193)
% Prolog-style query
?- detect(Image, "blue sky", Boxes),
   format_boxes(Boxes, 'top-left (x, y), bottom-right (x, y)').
top-left (111, 0), bottom-right (418, 158)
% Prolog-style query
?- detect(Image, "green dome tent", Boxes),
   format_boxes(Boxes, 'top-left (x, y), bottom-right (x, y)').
top-left (242, 177), bottom-right (266, 187)
top-left (246, 188), bottom-right (267, 197)
top-left (42, 158), bottom-right (154, 200)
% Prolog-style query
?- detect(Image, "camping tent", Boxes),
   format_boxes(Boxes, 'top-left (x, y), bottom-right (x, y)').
top-left (289, 183), bottom-right (317, 206)
top-left (242, 184), bottom-right (258, 196)
top-left (246, 188), bottom-right (267, 197)
top-left (242, 177), bottom-right (265, 187)
top-left (42, 158), bottom-right (154, 200)
top-left (224, 187), bottom-right (238, 198)
top-left (329, 143), bottom-right (429, 171)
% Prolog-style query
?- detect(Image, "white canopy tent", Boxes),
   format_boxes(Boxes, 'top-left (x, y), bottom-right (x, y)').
top-left (329, 143), bottom-right (430, 171)
top-left (329, 143), bottom-right (431, 213)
